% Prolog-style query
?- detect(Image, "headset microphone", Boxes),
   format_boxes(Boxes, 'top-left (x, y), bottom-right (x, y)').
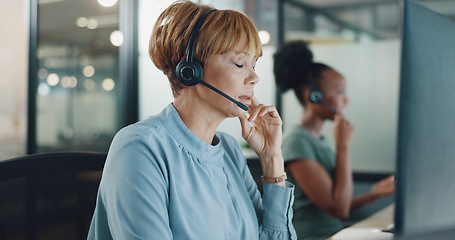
top-left (195, 77), bottom-right (248, 111)
top-left (320, 100), bottom-right (337, 114)
top-left (175, 9), bottom-right (249, 111)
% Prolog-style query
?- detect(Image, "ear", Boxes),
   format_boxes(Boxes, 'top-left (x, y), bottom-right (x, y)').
top-left (301, 86), bottom-right (312, 106)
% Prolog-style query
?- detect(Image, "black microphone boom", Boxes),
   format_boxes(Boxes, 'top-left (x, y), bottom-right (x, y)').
top-left (196, 78), bottom-right (249, 111)
top-left (321, 100), bottom-right (337, 114)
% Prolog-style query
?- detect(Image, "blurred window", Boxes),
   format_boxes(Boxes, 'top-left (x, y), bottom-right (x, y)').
top-left (35, 0), bottom-right (122, 152)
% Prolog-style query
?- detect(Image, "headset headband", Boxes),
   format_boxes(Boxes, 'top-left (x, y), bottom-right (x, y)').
top-left (185, 9), bottom-right (217, 63)
top-left (307, 69), bottom-right (318, 91)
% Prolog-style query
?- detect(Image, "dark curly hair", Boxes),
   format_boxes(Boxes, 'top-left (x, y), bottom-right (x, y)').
top-left (273, 41), bottom-right (332, 105)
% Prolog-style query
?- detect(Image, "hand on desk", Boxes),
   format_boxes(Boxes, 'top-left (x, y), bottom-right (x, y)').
top-left (370, 175), bottom-right (395, 199)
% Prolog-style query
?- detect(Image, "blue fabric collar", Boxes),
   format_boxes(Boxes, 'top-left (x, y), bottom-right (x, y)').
top-left (159, 103), bottom-right (224, 163)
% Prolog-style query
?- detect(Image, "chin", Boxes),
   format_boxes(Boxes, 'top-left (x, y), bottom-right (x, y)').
top-left (215, 104), bottom-right (240, 119)
top-left (231, 108), bottom-right (244, 118)
top-left (229, 105), bottom-right (246, 118)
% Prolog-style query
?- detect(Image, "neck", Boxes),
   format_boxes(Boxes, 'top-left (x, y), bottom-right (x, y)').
top-left (299, 109), bottom-right (325, 139)
top-left (173, 91), bottom-right (224, 145)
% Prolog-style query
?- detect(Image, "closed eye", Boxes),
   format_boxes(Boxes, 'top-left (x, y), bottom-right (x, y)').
top-left (234, 63), bottom-right (244, 68)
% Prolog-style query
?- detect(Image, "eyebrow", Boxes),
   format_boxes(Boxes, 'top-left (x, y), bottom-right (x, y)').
top-left (233, 51), bottom-right (252, 61)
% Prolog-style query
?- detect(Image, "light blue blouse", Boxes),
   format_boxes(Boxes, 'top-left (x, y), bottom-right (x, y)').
top-left (88, 104), bottom-right (296, 240)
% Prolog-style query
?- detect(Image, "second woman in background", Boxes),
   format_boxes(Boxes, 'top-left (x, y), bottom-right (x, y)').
top-left (273, 41), bottom-right (394, 240)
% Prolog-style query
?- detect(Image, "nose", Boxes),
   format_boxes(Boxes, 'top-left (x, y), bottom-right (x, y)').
top-left (245, 68), bottom-right (259, 86)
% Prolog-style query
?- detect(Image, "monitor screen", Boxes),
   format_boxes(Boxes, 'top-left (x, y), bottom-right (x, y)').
top-left (395, 0), bottom-right (455, 237)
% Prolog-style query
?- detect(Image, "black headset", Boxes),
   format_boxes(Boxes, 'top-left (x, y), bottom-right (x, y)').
top-left (307, 69), bottom-right (337, 113)
top-left (307, 70), bottom-right (323, 104)
top-left (175, 9), bottom-right (216, 86)
top-left (173, 9), bottom-right (249, 111)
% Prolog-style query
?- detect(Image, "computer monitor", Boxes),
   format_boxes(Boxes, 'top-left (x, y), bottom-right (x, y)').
top-left (395, 0), bottom-right (455, 237)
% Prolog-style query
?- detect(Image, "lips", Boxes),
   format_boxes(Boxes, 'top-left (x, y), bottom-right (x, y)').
top-left (238, 93), bottom-right (253, 106)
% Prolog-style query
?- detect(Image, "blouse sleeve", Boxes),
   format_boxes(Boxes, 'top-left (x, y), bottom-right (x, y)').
top-left (240, 155), bottom-right (297, 239)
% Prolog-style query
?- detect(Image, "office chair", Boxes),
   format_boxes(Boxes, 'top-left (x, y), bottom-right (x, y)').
top-left (0, 152), bottom-right (107, 240)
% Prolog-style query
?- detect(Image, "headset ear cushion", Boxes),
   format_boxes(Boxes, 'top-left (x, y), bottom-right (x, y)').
top-left (309, 90), bottom-right (323, 104)
top-left (175, 60), bottom-right (204, 86)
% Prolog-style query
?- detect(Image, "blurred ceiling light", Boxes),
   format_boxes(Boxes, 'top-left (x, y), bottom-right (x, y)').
top-left (87, 19), bottom-right (98, 29)
top-left (38, 68), bottom-right (48, 79)
top-left (46, 73), bottom-right (59, 86)
top-left (98, 0), bottom-right (118, 7)
top-left (102, 78), bottom-right (115, 91)
top-left (38, 83), bottom-right (51, 96)
top-left (61, 76), bottom-right (71, 88)
top-left (84, 79), bottom-right (96, 91)
top-left (76, 17), bottom-right (88, 27)
top-left (258, 30), bottom-right (271, 45)
top-left (83, 65), bottom-right (95, 77)
top-left (69, 76), bottom-right (78, 88)
top-left (61, 76), bottom-right (78, 88)
top-left (110, 30), bottom-right (124, 47)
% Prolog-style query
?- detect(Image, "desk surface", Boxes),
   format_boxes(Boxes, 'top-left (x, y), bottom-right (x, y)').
top-left (328, 203), bottom-right (395, 240)
top-left (351, 203), bottom-right (394, 229)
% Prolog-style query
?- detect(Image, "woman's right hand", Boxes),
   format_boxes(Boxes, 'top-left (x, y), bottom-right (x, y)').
top-left (370, 175), bottom-right (395, 199)
top-left (333, 113), bottom-right (354, 148)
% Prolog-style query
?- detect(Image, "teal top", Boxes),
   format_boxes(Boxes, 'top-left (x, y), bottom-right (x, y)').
top-left (88, 104), bottom-right (297, 240)
top-left (282, 125), bottom-right (343, 240)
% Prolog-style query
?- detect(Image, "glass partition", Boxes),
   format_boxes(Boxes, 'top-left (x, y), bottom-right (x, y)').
top-left (33, 0), bottom-right (131, 152)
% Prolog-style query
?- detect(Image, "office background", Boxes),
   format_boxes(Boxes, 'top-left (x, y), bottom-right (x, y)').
top-left (1, 0), bottom-right (455, 239)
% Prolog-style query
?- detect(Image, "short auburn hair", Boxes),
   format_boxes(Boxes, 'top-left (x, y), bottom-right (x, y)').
top-left (149, 0), bottom-right (263, 96)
